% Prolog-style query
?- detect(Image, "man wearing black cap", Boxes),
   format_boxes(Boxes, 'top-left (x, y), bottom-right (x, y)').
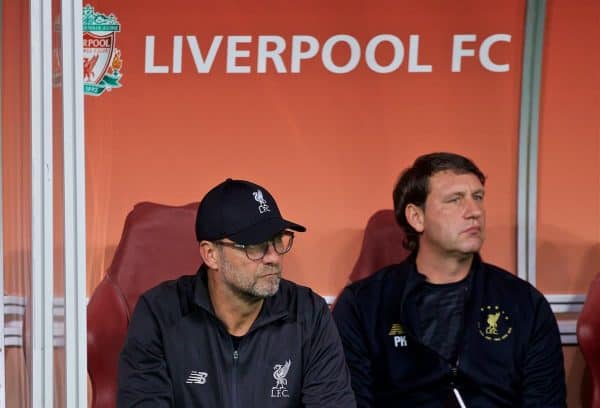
top-left (117, 179), bottom-right (356, 407)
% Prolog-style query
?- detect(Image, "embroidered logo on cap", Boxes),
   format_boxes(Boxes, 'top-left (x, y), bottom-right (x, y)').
top-left (253, 189), bottom-right (271, 214)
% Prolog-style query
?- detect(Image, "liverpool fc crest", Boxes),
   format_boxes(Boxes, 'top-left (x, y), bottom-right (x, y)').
top-left (271, 360), bottom-right (291, 398)
top-left (477, 305), bottom-right (512, 342)
top-left (82, 5), bottom-right (123, 96)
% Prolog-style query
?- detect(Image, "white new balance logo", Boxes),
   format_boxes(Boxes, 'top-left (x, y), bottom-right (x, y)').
top-left (185, 370), bottom-right (208, 384)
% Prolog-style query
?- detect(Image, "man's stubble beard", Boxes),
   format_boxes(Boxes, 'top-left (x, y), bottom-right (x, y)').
top-left (220, 253), bottom-right (282, 300)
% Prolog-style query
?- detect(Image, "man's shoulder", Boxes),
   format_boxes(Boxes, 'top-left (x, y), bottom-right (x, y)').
top-left (271, 279), bottom-right (335, 330)
top-left (276, 278), bottom-right (329, 309)
top-left (138, 274), bottom-right (197, 317)
top-left (481, 261), bottom-right (526, 285)
top-left (480, 261), bottom-right (545, 302)
top-left (142, 273), bottom-right (195, 299)
top-left (345, 262), bottom-right (411, 298)
top-left (480, 261), bottom-right (518, 282)
top-left (331, 262), bottom-right (411, 319)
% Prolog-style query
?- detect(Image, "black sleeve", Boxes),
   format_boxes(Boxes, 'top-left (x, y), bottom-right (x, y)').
top-left (332, 287), bottom-right (374, 408)
top-left (520, 294), bottom-right (567, 407)
top-left (301, 296), bottom-right (357, 408)
top-left (117, 296), bottom-right (174, 407)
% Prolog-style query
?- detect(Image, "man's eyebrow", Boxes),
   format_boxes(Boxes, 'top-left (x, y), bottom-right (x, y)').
top-left (443, 188), bottom-right (485, 199)
top-left (443, 191), bottom-right (466, 199)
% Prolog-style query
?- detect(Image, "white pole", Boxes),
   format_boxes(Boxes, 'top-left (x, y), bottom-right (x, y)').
top-left (30, 0), bottom-right (54, 406)
top-left (0, 0), bottom-right (6, 405)
top-left (61, 0), bottom-right (87, 406)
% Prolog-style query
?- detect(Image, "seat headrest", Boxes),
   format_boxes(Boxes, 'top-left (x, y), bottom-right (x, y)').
top-left (107, 201), bottom-right (202, 317)
top-left (349, 209), bottom-right (410, 282)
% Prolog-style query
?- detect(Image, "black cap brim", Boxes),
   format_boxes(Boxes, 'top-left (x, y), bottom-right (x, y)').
top-left (228, 217), bottom-right (306, 245)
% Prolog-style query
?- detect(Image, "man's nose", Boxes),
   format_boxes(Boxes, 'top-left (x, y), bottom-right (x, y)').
top-left (465, 198), bottom-right (483, 218)
top-left (262, 241), bottom-right (282, 263)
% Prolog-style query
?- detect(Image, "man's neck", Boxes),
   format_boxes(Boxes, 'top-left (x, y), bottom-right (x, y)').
top-left (207, 275), bottom-right (263, 337)
top-left (415, 248), bottom-right (474, 284)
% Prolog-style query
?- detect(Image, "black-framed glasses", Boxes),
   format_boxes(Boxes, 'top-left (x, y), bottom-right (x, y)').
top-left (215, 231), bottom-right (295, 261)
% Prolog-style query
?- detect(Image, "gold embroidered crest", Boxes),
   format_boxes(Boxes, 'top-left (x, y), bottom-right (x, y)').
top-left (477, 305), bottom-right (512, 341)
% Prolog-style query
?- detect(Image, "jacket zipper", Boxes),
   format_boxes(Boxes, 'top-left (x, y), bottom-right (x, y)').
top-left (232, 348), bottom-right (239, 408)
top-left (450, 358), bottom-right (467, 407)
top-left (403, 328), bottom-right (467, 407)
top-left (450, 358), bottom-right (459, 383)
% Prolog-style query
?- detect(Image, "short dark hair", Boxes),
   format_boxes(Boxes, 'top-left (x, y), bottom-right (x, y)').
top-left (392, 152), bottom-right (486, 252)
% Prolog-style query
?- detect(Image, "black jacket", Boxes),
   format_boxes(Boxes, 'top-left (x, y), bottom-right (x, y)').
top-left (118, 267), bottom-right (356, 407)
top-left (332, 255), bottom-right (566, 407)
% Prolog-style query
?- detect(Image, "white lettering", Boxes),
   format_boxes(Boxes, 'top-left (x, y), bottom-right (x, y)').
top-left (172, 36), bottom-right (183, 73)
top-left (451, 34), bottom-right (476, 72)
top-left (408, 34), bottom-right (432, 72)
top-left (227, 36), bottom-right (252, 73)
top-left (365, 34), bottom-right (404, 74)
top-left (394, 336), bottom-right (408, 348)
top-left (271, 388), bottom-right (290, 398)
top-left (187, 36), bottom-right (222, 73)
top-left (143, 33), bottom-right (510, 75)
top-left (145, 36), bottom-right (169, 73)
top-left (479, 34), bottom-right (511, 72)
top-left (83, 38), bottom-right (111, 48)
top-left (291, 35), bottom-right (319, 73)
top-left (258, 36), bottom-right (287, 73)
top-left (322, 35), bottom-right (360, 74)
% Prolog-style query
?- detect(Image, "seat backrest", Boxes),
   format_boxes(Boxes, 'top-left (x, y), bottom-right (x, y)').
top-left (87, 202), bottom-right (201, 408)
top-left (348, 209), bottom-right (410, 282)
top-left (577, 273), bottom-right (600, 408)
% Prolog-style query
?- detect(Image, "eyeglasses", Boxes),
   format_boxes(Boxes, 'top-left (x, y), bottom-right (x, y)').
top-left (215, 231), bottom-right (295, 261)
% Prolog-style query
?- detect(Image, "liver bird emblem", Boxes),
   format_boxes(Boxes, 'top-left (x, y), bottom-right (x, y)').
top-left (253, 190), bottom-right (266, 204)
top-left (83, 54), bottom-right (99, 81)
top-left (273, 360), bottom-right (291, 389)
top-left (253, 189), bottom-right (270, 213)
top-left (486, 312), bottom-right (501, 334)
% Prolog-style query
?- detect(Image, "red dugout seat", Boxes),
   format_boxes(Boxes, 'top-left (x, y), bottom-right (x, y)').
top-left (348, 209), bottom-right (410, 282)
top-left (577, 273), bottom-right (600, 408)
top-left (87, 202), bottom-right (201, 408)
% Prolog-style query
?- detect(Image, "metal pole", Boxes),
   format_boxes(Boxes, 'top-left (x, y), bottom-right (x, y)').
top-left (61, 0), bottom-right (87, 406)
top-left (517, 0), bottom-right (546, 286)
top-left (0, 0), bottom-right (6, 406)
top-left (30, 0), bottom-right (54, 405)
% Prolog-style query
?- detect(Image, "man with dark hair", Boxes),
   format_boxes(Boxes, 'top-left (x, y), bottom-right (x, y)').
top-left (118, 178), bottom-right (356, 407)
top-left (333, 152), bottom-right (566, 407)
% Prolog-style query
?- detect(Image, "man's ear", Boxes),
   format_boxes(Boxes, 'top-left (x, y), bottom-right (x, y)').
top-left (199, 241), bottom-right (220, 269)
top-left (405, 204), bottom-right (425, 233)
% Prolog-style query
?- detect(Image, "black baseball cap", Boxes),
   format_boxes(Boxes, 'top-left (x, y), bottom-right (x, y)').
top-left (195, 178), bottom-right (306, 245)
